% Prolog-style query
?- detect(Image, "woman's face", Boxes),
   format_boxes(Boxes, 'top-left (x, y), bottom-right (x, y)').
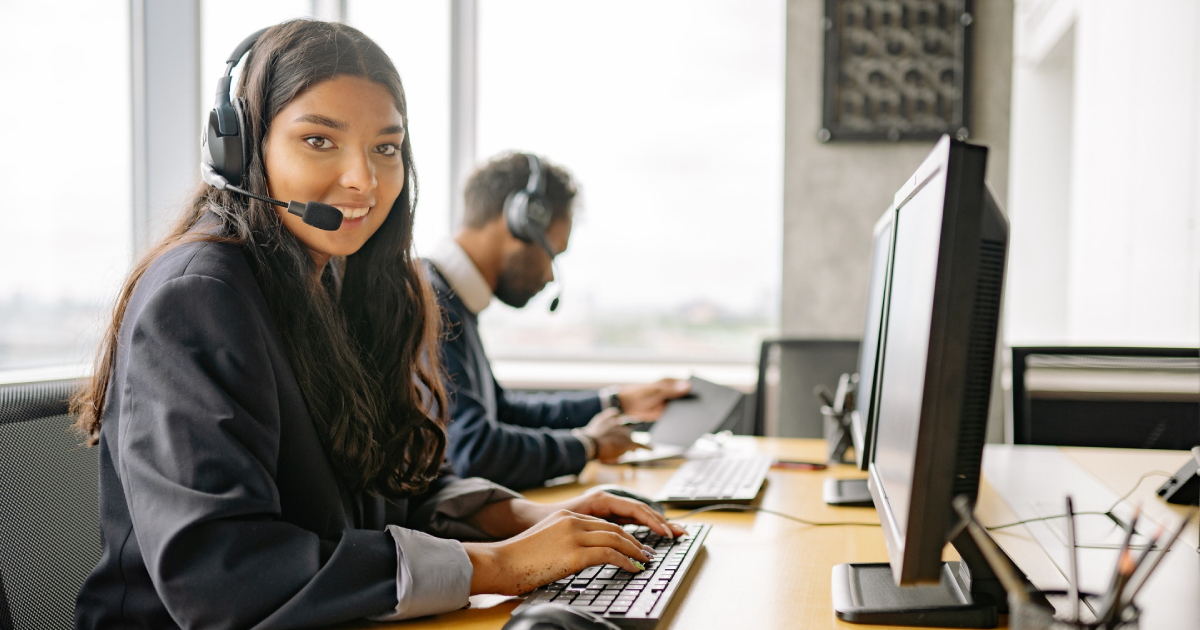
top-left (263, 75), bottom-right (405, 268)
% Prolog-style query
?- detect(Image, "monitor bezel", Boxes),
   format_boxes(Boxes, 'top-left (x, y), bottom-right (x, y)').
top-left (850, 205), bottom-right (898, 471)
top-left (866, 135), bottom-right (999, 586)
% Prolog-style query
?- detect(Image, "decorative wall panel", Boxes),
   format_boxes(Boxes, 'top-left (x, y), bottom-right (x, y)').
top-left (820, 0), bottom-right (973, 142)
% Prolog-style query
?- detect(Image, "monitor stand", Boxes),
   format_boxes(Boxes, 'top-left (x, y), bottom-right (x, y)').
top-left (823, 478), bottom-right (874, 507)
top-left (831, 527), bottom-right (1040, 628)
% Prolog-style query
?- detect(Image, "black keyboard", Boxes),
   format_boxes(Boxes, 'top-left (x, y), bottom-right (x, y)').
top-left (653, 455), bottom-right (772, 505)
top-left (511, 523), bottom-right (710, 630)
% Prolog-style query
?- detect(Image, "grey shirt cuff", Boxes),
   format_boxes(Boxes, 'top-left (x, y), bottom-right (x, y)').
top-left (370, 526), bottom-right (472, 621)
top-left (413, 477), bottom-right (524, 541)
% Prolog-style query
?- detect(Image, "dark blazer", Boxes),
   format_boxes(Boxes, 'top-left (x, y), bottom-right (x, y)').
top-left (425, 261), bottom-right (603, 490)
top-left (75, 238), bottom-right (513, 630)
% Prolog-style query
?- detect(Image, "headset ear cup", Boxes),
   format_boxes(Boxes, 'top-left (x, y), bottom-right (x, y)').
top-left (525, 197), bottom-right (552, 236)
top-left (231, 97), bottom-right (249, 184)
top-left (504, 190), bottom-right (533, 242)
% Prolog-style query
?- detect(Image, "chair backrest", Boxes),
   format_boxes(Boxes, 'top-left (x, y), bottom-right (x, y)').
top-left (0, 378), bottom-right (99, 630)
top-left (752, 339), bottom-right (860, 437)
top-left (1010, 347), bottom-right (1200, 449)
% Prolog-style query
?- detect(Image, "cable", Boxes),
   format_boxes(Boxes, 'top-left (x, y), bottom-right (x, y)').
top-left (985, 511), bottom-right (1110, 531)
top-left (983, 470), bottom-right (1175, 531)
top-left (671, 503), bottom-right (880, 528)
top-left (1105, 470), bottom-right (1174, 512)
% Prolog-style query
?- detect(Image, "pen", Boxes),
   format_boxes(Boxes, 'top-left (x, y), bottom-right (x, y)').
top-left (1065, 496), bottom-right (1080, 623)
top-left (772, 460), bottom-right (828, 471)
top-left (1123, 510), bottom-right (1195, 606)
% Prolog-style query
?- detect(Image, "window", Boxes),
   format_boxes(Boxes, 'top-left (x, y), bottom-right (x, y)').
top-left (200, 1), bottom-right (311, 116)
top-left (347, 0), bottom-right (454, 253)
top-left (0, 0), bottom-right (132, 372)
top-left (475, 0), bottom-right (785, 363)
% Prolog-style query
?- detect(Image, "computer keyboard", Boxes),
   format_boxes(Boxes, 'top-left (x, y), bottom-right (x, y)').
top-left (653, 455), bottom-right (772, 505)
top-left (511, 523), bottom-right (710, 630)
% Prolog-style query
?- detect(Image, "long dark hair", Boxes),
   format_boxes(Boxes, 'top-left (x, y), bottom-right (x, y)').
top-left (72, 20), bottom-right (449, 499)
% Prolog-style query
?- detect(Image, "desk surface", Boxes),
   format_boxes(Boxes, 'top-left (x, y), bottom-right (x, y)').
top-left (373, 438), bottom-right (1198, 630)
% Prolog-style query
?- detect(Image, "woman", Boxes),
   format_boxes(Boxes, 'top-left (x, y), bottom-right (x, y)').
top-left (72, 20), bottom-right (681, 629)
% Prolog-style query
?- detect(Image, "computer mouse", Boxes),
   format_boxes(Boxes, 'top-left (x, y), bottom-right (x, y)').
top-left (594, 484), bottom-right (666, 515)
top-left (502, 603), bottom-right (621, 630)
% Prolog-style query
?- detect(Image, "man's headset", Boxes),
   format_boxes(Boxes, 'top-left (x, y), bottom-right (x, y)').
top-left (199, 27), bottom-right (343, 231)
top-left (502, 154), bottom-right (563, 312)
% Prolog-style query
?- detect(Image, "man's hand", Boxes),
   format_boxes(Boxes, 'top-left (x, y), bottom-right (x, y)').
top-left (617, 378), bottom-right (691, 421)
top-left (582, 408), bottom-right (644, 463)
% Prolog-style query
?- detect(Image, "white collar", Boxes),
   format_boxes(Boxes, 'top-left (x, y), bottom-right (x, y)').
top-left (425, 238), bottom-right (493, 315)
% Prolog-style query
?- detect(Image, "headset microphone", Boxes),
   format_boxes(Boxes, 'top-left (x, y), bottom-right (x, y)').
top-left (548, 256), bottom-right (563, 313)
top-left (229, 185), bottom-right (343, 231)
top-left (202, 163), bottom-right (343, 231)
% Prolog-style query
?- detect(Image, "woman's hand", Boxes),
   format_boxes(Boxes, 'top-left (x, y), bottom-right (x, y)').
top-left (462, 510), bottom-right (655, 596)
top-left (467, 490), bottom-right (686, 541)
top-left (552, 488), bottom-right (687, 539)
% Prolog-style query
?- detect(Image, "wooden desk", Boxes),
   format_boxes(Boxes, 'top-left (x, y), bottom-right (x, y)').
top-left (375, 438), bottom-right (1198, 630)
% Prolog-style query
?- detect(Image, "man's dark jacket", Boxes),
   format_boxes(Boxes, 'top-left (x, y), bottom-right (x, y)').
top-left (425, 261), bottom-right (602, 490)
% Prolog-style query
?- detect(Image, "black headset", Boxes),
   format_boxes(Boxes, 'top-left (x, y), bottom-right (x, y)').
top-left (501, 153), bottom-right (563, 312)
top-left (198, 27), bottom-right (342, 231)
top-left (503, 153), bottom-right (555, 249)
top-left (200, 28), bottom-right (268, 190)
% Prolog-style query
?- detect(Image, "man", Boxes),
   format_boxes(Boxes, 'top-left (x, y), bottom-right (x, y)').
top-left (423, 152), bottom-right (690, 490)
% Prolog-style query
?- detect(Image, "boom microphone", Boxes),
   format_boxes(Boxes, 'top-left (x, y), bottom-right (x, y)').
top-left (225, 184), bottom-right (343, 231)
top-left (547, 250), bottom-right (563, 313)
top-left (201, 158), bottom-right (343, 231)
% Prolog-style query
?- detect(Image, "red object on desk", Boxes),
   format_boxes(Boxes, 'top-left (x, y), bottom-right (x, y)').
top-left (772, 459), bottom-right (828, 471)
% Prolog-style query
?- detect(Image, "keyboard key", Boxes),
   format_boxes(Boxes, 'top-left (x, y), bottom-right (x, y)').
top-left (577, 566), bottom-right (602, 579)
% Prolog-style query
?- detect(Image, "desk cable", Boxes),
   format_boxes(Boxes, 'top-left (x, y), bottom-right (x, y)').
top-left (670, 503), bottom-right (880, 527)
top-left (665, 471), bottom-right (1184, 531)
top-left (983, 470), bottom-right (1178, 532)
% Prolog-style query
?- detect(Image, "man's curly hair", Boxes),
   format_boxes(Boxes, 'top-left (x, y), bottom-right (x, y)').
top-left (462, 152), bottom-right (577, 229)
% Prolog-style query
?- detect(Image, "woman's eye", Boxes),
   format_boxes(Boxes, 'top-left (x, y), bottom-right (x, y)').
top-left (305, 136), bottom-right (333, 149)
top-left (376, 143), bottom-right (399, 157)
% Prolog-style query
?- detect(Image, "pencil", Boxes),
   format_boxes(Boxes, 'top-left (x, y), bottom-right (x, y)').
top-left (1098, 550), bottom-right (1135, 628)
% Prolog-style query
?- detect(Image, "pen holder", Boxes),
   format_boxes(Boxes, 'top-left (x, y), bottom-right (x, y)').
top-left (821, 405), bottom-right (854, 464)
top-left (1009, 590), bottom-right (1139, 630)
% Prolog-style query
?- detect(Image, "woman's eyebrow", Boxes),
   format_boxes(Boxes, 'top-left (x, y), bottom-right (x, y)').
top-left (293, 113), bottom-right (348, 131)
top-left (378, 124), bottom-right (404, 136)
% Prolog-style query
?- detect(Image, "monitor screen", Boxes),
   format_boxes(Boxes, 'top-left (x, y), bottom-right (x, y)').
top-left (871, 166), bottom-right (947, 539)
top-left (866, 136), bottom-right (1008, 586)
top-left (849, 207), bottom-right (896, 470)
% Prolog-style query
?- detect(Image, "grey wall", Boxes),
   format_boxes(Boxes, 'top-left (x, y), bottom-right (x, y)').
top-left (781, 0), bottom-right (1013, 338)
top-left (780, 0), bottom-right (1013, 442)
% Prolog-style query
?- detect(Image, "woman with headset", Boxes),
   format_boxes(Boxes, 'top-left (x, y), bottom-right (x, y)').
top-left (72, 20), bottom-right (681, 629)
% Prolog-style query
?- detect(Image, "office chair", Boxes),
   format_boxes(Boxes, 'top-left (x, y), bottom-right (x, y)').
top-left (1010, 347), bottom-right (1200, 450)
top-left (0, 378), bottom-right (99, 630)
top-left (751, 338), bottom-right (859, 437)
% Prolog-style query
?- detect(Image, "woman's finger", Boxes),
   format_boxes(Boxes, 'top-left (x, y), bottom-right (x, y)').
top-left (577, 530), bottom-right (654, 563)
top-left (579, 547), bottom-right (649, 575)
top-left (569, 515), bottom-right (645, 549)
top-left (589, 493), bottom-right (677, 538)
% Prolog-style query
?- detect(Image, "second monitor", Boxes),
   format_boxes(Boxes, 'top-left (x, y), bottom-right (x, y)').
top-left (833, 136), bottom-right (1035, 628)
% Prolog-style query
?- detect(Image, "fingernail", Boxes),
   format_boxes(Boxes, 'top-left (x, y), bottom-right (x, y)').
top-left (642, 549), bottom-right (654, 560)
top-left (631, 560), bottom-right (646, 572)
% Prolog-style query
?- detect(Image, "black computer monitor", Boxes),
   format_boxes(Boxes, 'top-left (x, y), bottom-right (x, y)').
top-left (850, 207), bottom-right (896, 471)
top-left (823, 207), bottom-right (896, 507)
top-left (833, 136), bottom-right (1033, 627)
